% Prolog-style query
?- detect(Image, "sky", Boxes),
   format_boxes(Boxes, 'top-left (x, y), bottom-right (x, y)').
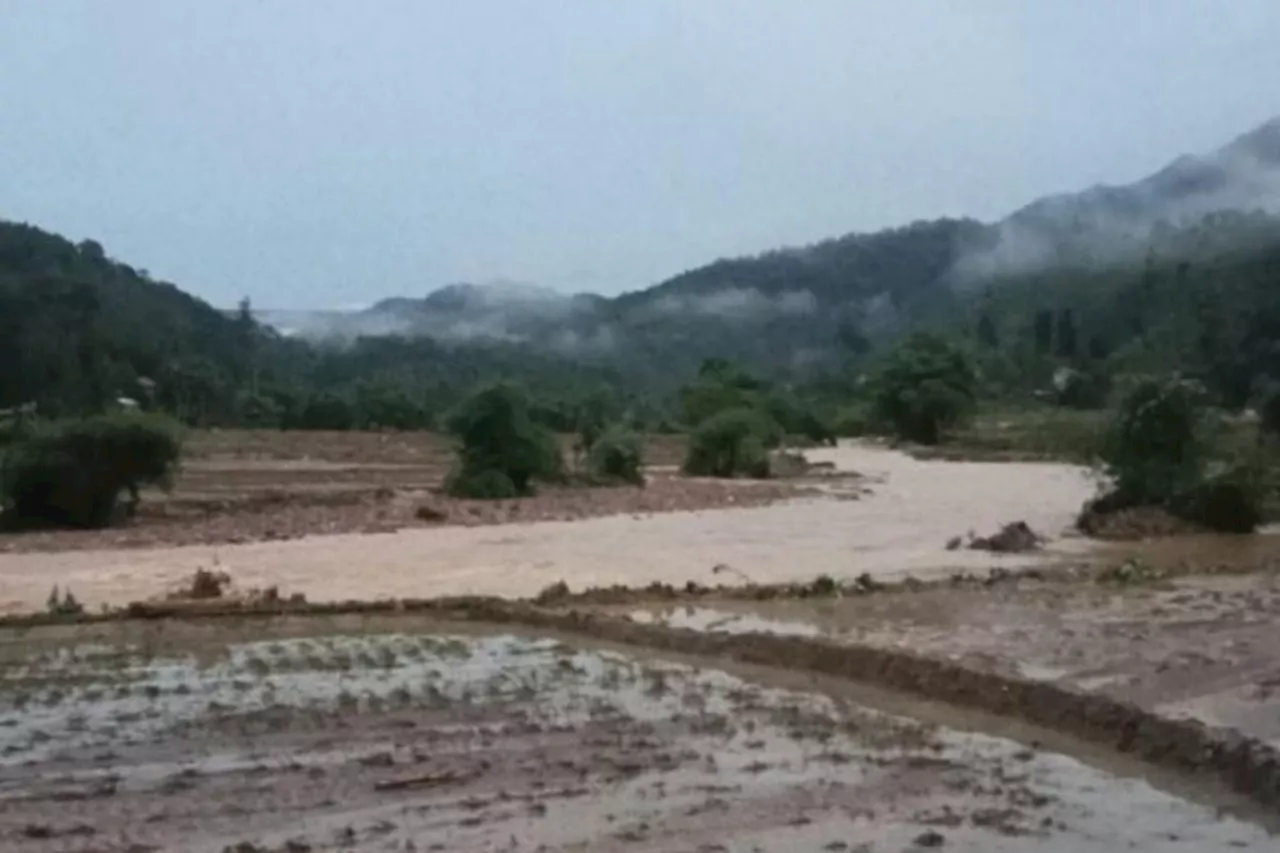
top-left (3, 2), bottom-right (1280, 308)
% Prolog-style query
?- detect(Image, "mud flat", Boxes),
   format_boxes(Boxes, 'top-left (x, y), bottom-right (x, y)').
top-left (0, 444), bottom-right (1098, 613)
top-left (0, 615), bottom-right (1272, 852)
top-left (622, 561), bottom-right (1280, 742)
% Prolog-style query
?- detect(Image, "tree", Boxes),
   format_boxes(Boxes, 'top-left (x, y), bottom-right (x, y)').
top-left (1055, 309), bottom-right (1078, 359)
top-left (682, 408), bottom-right (774, 479)
top-left (1, 412), bottom-right (183, 529)
top-left (836, 320), bottom-right (871, 356)
top-left (976, 313), bottom-right (999, 349)
top-left (1100, 377), bottom-right (1205, 507)
top-left (235, 296), bottom-right (260, 395)
top-left (572, 390), bottom-right (616, 462)
top-left (586, 425), bottom-right (645, 485)
top-left (1093, 377), bottom-right (1262, 533)
top-left (679, 359), bottom-right (767, 427)
top-left (872, 333), bottom-right (976, 445)
top-left (444, 382), bottom-right (564, 498)
top-left (1033, 310), bottom-right (1054, 356)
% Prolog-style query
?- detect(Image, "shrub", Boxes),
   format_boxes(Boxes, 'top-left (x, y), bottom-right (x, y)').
top-left (683, 408), bottom-right (774, 479)
top-left (679, 359), bottom-right (766, 427)
top-left (872, 333), bottom-right (976, 445)
top-left (764, 393), bottom-right (835, 446)
top-left (444, 467), bottom-right (519, 500)
top-left (1, 412), bottom-right (183, 529)
top-left (1170, 465), bottom-right (1264, 533)
top-left (1055, 368), bottom-right (1112, 410)
top-left (1099, 377), bottom-right (1205, 506)
top-left (1088, 377), bottom-right (1263, 534)
top-left (1259, 384), bottom-right (1280, 441)
top-left (444, 382), bottom-right (564, 499)
top-left (586, 425), bottom-right (645, 485)
top-left (572, 392), bottom-right (614, 455)
top-left (832, 405), bottom-right (873, 438)
top-left (292, 393), bottom-right (356, 431)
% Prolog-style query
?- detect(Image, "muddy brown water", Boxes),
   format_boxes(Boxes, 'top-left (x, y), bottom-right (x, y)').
top-left (0, 615), bottom-right (1274, 851)
top-left (0, 444), bottom-right (1104, 613)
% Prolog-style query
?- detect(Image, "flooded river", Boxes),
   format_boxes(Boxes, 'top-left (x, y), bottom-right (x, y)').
top-left (0, 444), bottom-right (1102, 612)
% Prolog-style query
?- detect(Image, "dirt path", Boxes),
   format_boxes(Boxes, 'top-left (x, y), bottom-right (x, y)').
top-left (1, 617), bottom-right (1270, 851)
top-left (0, 445), bottom-right (1097, 613)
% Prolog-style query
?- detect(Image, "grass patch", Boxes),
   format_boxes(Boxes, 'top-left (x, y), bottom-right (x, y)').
top-left (921, 404), bottom-right (1107, 463)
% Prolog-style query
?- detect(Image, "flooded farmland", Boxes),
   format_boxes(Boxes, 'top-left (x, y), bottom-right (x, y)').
top-left (0, 616), bottom-right (1272, 852)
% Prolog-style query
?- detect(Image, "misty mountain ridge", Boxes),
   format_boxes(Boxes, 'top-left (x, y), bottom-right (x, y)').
top-left (954, 116), bottom-right (1280, 282)
top-left (256, 116), bottom-right (1280, 372)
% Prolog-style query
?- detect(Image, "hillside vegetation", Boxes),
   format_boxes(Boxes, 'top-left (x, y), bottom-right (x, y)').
top-left (4, 117), bottom-right (1280, 453)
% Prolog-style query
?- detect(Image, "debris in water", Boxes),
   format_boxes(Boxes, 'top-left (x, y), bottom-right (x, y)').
top-left (967, 521), bottom-right (1043, 553)
top-left (415, 504), bottom-right (447, 522)
top-left (167, 567), bottom-right (232, 600)
top-left (712, 563), bottom-right (753, 582)
top-left (45, 585), bottom-right (85, 616)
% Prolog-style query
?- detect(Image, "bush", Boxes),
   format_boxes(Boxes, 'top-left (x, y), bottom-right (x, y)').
top-left (444, 382), bottom-right (564, 499)
top-left (1259, 384), bottom-right (1280, 441)
top-left (1088, 377), bottom-right (1263, 534)
top-left (1170, 465), bottom-right (1264, 533)
top-left (1, 412), bottom-right (183, 529)
top-left (1100, 377), bottom-right (1205, 506)
top-left (764, 393), bottom-right (835, 446)
top-left (291, 392), bottom-right (356, 431)
top-left (679, 359), bottom-right (767, 428)
top-left (1055, 368), bottom-right (1112, 410)
top-left (832, 404), bottom-right (873, 438)
top-left (586, 425), bottom-right (645, 485)
top-left (872, 333), bottom-right (976, 445)
top-left (444, 467), bottom-right (520, 500)
top-left (683, 408), bottom-right (774, 479)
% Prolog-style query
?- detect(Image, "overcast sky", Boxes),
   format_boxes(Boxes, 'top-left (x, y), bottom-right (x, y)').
top-left (3, 2), bottom-right (1279, 307)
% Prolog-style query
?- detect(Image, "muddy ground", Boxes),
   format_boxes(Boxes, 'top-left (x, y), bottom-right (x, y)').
top-left (1, 431), bottom-right (821, 554)
top-left (624, 556), bottom-right (1280, 751)
top-left (0, 435), bottom-right (1277, 847)
top-left (1, 615), bottom-right (1272, 852)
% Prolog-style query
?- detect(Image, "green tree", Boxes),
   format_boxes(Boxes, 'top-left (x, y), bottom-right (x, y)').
top-left (683, 407), bottom-right (775, 479)
top-left (976, 313), bottom-right (999, 349)
top-left (1100, 377), bottom-right (1205, 506)
top-left (1055, 309), bottom-right (1078, 359)
top-left (872, 333), bottom-right (976, 445)
top-left (586, 425), bottom-right (645, 485)
top-left (1, 412), bottom-right (183, 529)
top-left (445, 382), bottom-right (564, 498)
top-left (1095, 377), bottom-right (1263, 533)
top-left (679, 359), bottom-right (768, 427)
top-left (1033, 310), bottom-right (1054, 356)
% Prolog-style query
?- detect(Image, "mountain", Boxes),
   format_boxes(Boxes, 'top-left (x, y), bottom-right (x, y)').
top-left (0, 223), bottom-right (620, 426)
top-left (0, 220), bottom-right (264, 417)
top-left (268, 116), bottom-right (1280, 381)
top-left (9, 116), bottom-right (1280, 426)
top-left (955, 117), bottom-right (1280, 281)
top-left (258, 281), bottom-right (607, 349)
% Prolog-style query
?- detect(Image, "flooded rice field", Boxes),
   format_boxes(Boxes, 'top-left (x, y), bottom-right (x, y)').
top-left (623, 567), bottom-right (1280, 749)
top-left (0, 616), bottom-right (1273, 852)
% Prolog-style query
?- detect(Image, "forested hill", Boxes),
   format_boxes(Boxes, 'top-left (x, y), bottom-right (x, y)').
top-left (0, 221), bottom-right (258, 416)
top-left (6, 116), bottom-right (1280, 428)
top-left (276, 116), bottom-right (1280, 381)
top-left (0, 219), bottom-right (626, 429)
